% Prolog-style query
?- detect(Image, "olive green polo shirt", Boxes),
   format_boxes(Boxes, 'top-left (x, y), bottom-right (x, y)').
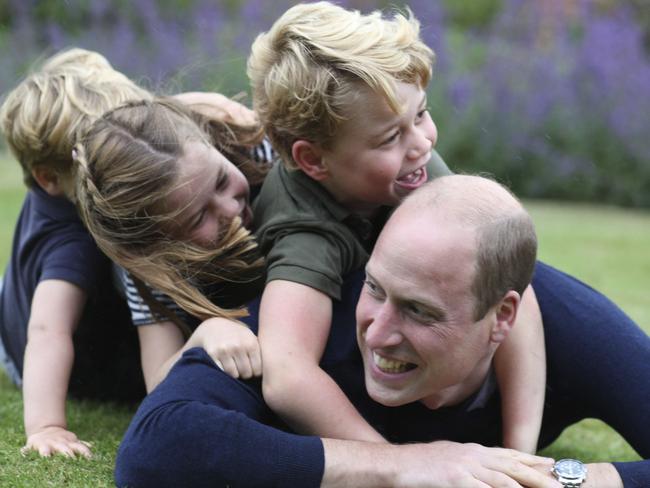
top-left (252, 149), bottom-right (451, 300)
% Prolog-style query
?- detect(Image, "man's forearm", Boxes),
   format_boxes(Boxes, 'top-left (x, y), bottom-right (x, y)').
top-left (322, 438), bottom-right (560, 488)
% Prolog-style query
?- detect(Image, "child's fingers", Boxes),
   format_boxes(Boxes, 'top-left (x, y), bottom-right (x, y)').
top-left (217, 355), bottom-right (240, 378)
top-left (233, 353), bottom-right (254, 379)
top-left (249, 349), bottom-right (263, 377)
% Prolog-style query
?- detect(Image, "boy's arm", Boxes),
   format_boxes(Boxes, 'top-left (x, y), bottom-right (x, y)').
top-left (259, 279), bottom-right (384, 442)
top-left (494, 284), bottom-right (546, 453)
top-left (22, 280), bottom-right (91, 458)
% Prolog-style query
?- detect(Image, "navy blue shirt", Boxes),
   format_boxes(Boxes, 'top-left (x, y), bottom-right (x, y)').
top-left (0, 187), bottom-right (142, 399)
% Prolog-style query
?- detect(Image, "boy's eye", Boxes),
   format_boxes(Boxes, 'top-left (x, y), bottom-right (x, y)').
top-left (381, 131), bottom-right (400, 145)
top-left (415, 108), bottom-right (428, 122)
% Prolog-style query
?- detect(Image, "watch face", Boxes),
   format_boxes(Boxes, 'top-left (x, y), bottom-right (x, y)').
top-left (555, 459), bottom-right (586, 478)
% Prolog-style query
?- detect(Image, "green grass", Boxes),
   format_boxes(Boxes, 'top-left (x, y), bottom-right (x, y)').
top-left (0, 151), bottom-right (648, 484)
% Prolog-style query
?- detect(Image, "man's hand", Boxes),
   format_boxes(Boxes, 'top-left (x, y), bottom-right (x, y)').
top-left (190, 318), bottom-right (262, 379)
top-left (22, 426), bottom-right (92, 458)
top-left (322, 439), bottom-right (561, 488)
top-left (393, 441), bottom-right (559, 488)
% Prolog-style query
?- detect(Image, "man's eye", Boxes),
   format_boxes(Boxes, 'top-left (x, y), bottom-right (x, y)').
top-left (363, 279), bottom-right (383, 297)
top-left (406, 303), bottom-right (432, 321)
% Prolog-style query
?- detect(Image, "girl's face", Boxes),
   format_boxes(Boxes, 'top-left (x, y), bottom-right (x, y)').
top-left (166, 141), bottom-right (252, 247)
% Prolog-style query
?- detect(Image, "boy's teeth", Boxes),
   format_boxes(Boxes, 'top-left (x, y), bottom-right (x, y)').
top-left (373, 352), bottom-right (414, 373)
top-left (398, 167), bottom-right (422, 183)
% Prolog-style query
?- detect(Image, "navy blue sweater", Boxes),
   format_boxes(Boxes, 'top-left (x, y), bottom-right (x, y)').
top-left (115, 262), bottom-right (650, 487)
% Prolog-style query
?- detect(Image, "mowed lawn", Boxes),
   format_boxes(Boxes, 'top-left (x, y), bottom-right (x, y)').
top-left (0, 154), bottom-right (648, 486)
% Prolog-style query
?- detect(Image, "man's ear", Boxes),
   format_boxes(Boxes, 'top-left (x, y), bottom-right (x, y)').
top-left (490, 290), bottom-right (520, 344)
top-left (291, 140), bottom-right (329, 181)
top-left (31, 166), bottom-right (64, 196)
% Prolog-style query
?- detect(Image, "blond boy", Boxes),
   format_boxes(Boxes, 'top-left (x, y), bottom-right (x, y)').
top-left (248, 2), bottom-right (546, 452)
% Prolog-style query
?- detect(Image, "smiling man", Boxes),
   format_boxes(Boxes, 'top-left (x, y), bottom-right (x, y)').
top-left (356, 174), bottom-right (650, 488)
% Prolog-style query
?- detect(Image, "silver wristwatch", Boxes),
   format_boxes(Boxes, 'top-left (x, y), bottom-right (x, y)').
top-left (552, 458), bottom-right (587, 487)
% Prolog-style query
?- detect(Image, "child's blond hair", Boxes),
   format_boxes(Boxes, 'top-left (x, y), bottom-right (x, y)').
top-left (74, 98), bottom-right (264, 327)
top-left (0, 48), bottom-right (151, 189)
top-left (247, 1), bottom-right (434, 169)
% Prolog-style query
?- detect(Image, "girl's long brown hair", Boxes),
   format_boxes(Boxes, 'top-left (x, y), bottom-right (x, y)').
top-left (74, 98), bottom-right (266, 331)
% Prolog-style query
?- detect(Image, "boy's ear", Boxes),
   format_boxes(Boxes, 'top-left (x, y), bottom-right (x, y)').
top-left (31, 166), bottom-right (64, 196)
top-left (291, 140), bottom-right (329, 181)
top-left (489, 290), bottom-right (520, 344)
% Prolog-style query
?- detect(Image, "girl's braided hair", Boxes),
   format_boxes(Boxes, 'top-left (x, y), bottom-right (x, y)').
top-left (74, 98), bottom-right (266, 330)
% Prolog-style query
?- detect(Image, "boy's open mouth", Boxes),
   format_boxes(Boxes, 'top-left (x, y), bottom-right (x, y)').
top-left (395, 165), bottom-right (427, 190)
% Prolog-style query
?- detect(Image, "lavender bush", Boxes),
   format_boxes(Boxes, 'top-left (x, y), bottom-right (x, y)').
top-left (1, 0), bottom-right (648, 207)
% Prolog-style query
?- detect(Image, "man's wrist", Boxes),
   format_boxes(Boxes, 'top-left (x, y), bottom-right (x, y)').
top-left (582, 463), bottom-right (623, 488)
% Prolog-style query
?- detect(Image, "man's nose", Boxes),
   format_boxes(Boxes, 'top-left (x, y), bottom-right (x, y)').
top-left (364, 302), bottom-right (403, 348)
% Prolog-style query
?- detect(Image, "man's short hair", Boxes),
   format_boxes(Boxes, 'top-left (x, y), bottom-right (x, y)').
top-left (405, 175), bottom-right (538, 319)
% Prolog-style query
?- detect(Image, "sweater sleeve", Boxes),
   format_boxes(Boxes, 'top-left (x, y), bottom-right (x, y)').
top-left (115, 347), bottom-right (324, 487)
top-left (533, 262), bottom-right (650, 488)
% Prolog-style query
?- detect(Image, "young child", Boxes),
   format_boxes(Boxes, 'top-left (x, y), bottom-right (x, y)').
top-left (73, 98), bottom-right (272, 392)
top-left (247, 2), bottom-right (546, 452)
top-left (0, 48), bottom-right (264, 458)
top-left (0, 48), bottom-right (152, 458)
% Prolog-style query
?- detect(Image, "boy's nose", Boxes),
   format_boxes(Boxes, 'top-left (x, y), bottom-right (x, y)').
top-left (407, 130), bottom-right (433, 160)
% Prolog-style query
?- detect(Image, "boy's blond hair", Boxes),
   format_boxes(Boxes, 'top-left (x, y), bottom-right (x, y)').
top-left (74, 98), bottom-right (264, 329)
top-left (247, 1), bottom-right (434, 169)
top-left (0, 48), bottom-right (151, 189)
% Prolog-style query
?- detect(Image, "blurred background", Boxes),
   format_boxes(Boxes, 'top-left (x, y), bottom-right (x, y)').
top-left (0, 0), bottom-right (649, 206)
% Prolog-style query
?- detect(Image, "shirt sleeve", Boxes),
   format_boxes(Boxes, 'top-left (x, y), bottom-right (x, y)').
top-left (115, 347), bottom-right (324, 487)
top-left (39, 236), bottom-right (106, 292)
top-left (264, 231), bottom-right (353, 300)
top-left (114, 265), bottom-right (191, 326)
top-left (428, 148), bottom-right (454, 178)
top-left (251, 137), bottom-right (276, 169)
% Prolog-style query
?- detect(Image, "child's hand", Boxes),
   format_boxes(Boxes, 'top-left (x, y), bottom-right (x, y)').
top-left (192, 318), bottom-right (262, 379)
top-left (22, 426), bottom-right (92, 458)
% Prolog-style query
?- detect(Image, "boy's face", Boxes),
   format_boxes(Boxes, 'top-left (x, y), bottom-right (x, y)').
top-left (165, 141), bottom-right (252, 247)
top-left (319, 81), bottom-right (437, 216)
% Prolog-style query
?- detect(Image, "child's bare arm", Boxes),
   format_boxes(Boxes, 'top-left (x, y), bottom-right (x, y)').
top-left (21, 280), bottom-right (92, 458)
top-left (172, 91), bottom-right (258, 127)
top-left (494, 285), bottom-right (546, 453)
top-left (138, 321), bottom-right (185, 392)
top-left (139, 318), bottom-right (261, 392)
top-left (259, 279), bottom-right (384, 442)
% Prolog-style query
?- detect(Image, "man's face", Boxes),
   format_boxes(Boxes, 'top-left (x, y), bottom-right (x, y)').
top-left (356, 212), bottom-right (498, 409)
